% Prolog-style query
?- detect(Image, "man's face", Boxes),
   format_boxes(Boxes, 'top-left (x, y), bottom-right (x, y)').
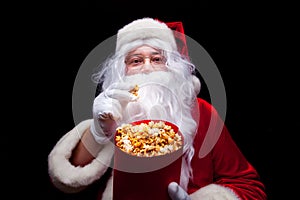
top-left (125, 45), bottom-right (168, 75)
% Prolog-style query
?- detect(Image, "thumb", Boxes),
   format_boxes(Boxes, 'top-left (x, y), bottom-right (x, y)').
top-left (168, 182), bottom-right (191, 200)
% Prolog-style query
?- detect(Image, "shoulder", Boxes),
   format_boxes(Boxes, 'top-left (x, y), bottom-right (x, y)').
top-left (197, 97), bottom-right (210, 106)
top-left (197, 98), bottom-right (216, 114)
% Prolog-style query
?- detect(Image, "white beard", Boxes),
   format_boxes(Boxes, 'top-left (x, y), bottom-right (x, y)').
top-left (120, 70), bottom-right (200, 191)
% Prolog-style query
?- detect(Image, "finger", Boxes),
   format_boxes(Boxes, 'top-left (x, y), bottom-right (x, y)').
top-left (168, 182), bottom-right (191, 200)
top-left (108, 82), bottom-right (136, 91)
top-left (99, 118), bottom-right (117, 134)
top-left (106, 89), bottom-right (137, 102)
top-left (110, 100), bottom-right (123, 121)
top-left (94, 95), bottom-right (122, 110)
top-left (107, 82), bottom-right (138, 101)
top-left (95, 98), bottom-right (122, 120)
top-left (98, 109), bottom-right (122, 122)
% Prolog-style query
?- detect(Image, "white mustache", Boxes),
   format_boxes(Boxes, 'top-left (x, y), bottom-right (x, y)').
top-left (122, 84), bottom-right (181, 123)
top-left (121, 71), bottom-right (183, 125)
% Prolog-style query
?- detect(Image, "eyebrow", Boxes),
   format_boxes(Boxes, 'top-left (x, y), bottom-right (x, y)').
top-left (127, 51), bottom-right (161, 57)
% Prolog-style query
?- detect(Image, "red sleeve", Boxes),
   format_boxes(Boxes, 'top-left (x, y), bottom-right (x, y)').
top-left (196, 98), bottom-right (267, 199)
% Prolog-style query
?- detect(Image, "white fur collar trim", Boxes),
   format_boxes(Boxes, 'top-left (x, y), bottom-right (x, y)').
top-left (190, 184), bottom-right (240, 200)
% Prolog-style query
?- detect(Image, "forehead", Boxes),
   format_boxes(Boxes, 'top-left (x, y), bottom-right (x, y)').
top-left (127, 45), bottom-right (161, 55)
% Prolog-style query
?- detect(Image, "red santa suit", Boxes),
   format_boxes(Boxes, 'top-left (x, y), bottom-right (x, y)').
top-left (48, 97), bottom-right (266, 200)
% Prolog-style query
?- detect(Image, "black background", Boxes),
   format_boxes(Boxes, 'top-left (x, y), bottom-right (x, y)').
top-left (5, 1), bottom-right (296, 199)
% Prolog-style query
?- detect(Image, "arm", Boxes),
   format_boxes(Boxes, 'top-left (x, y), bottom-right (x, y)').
top-left (168, 98), bottom-right (267, 200)
top-left (48, 119), bottom-right (114, 193)
top-left (195, 99), bottom-right (266, 199)
top-left (209, 122), bottom-right (267, 199)
top-left (70, 128), bottom-right (102, 167)
top-left (48, 83), bottom-right (136, 193)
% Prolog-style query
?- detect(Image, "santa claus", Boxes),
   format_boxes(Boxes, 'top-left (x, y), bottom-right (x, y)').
top-left (48, 17), bottom-right (267, 200)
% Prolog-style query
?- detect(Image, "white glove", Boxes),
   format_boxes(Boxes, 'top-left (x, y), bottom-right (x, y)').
top-left (168, 182), bottom-right (191, 200)
top-left (90, 82), bottom-right (138, 144)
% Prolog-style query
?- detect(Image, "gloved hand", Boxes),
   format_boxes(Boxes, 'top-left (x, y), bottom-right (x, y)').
top-left (168, 182), bottom-right (191, 200)
top-left (90, 82), bottom-right (138, 144)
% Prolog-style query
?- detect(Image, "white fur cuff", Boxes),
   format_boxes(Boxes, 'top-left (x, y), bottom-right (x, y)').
top-left (48, 119), bottom-right (114, 193)
top-left (190, 184), bottom-right (240, 200)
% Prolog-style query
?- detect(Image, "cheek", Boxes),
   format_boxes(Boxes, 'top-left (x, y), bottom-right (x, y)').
top-left (126, 68), bottom-right (139, 75)
top-left (125, 65), bottom-right (168, 75)
top-left (154, 65), bottom-right (168, 72)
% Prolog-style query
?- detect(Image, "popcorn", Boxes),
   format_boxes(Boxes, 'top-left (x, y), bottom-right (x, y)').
top-left (129, 84), bottom-right (139, 97)
top-left (115, 121), bottom-right (183, 157)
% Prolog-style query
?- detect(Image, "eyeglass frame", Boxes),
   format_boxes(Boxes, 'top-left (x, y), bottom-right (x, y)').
top-left (124, 52), bottom-right (167, 68)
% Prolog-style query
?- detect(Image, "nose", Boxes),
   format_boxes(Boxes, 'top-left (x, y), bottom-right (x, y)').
top-left (140, 58), bottom-right (154, 74)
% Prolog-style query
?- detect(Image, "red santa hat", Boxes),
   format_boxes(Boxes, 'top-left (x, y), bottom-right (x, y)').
top-left (116, 17), bottom-right (178, 53)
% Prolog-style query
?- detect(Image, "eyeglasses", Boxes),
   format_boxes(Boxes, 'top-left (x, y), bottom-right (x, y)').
top-left (125, 53), bottom-right (166, 68)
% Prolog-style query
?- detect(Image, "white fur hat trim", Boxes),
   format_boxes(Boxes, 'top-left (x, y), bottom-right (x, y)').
top-left (116, 17), bottom-right (177, 52)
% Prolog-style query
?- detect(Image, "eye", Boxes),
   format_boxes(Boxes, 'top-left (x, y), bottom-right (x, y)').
top-left (126, 56), bottom-right (144, 66)
top-left (151, 55), bottom-right (165, 64)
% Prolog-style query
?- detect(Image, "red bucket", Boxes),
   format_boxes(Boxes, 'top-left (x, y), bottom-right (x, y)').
top-left (113, 120), bottom-right (183, 200)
